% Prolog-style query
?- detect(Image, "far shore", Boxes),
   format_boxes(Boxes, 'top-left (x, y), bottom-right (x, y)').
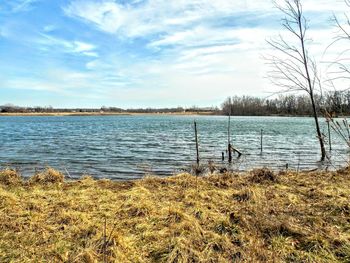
top-left (1, 111), bottom-right (347, 118)
top-left (1, 112), bottom-right (343, 119)
top-left (0, 111), bottom-right (218, 117)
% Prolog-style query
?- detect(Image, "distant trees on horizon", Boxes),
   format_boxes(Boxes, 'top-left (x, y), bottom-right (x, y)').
top-left (0, 105), bottom-right (220, 114)
top-left (221, 91), bottom-right (350, 117)
top-left (2, 91), bottom-right (350, 116)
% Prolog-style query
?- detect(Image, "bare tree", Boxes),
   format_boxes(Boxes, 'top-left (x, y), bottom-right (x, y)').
top-left (266, 0), bottom-right (326, 161)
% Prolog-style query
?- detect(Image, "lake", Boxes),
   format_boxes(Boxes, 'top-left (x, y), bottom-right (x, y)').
top-left (0, 115), bottom-right (348, 179)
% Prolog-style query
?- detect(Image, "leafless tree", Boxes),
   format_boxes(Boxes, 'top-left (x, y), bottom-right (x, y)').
top-left (266, 0), bottom-right (326, 161)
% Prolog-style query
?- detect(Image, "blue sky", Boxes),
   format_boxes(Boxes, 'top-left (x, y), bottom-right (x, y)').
top-left (0, 0), bottom-right (348, 108)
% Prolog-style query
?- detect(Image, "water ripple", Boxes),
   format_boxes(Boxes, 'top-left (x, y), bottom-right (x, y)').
top-left (0, 115), bottom-right (348, 179)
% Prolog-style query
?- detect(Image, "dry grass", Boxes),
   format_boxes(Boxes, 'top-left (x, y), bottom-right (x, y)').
top-left (0, 168), bottom-right (349, 262)
top-left (29, 167), bottom-right (64, 184)
top-left (0, 168), bottom-right (22, 186)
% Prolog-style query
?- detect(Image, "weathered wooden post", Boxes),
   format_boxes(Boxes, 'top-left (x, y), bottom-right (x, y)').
top-left (228, 145), bottom-right (232, 162)
top-left (228, 115), bottom-right (232, 163)
top-left (194, 121), bottom-right (199, 165)
top-left (260, 129), bottom-right (263, 153)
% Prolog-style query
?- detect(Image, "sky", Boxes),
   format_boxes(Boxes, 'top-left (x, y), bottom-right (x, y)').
top-left (0, 0), bottom-right (349, 108)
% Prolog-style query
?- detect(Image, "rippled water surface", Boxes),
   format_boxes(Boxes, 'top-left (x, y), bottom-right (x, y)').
top-left (0, 115), bottom-right (348, 179)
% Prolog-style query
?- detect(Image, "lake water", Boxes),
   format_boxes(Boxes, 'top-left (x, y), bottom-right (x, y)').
top-left (0, 115), bottom-right (348, 179)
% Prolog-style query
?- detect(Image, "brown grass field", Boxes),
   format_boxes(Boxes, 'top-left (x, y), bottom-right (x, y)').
top-left (0, 167), bottom-right (349, 262)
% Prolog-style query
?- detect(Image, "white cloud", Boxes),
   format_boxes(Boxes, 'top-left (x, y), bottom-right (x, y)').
top-left (0, 0), bottom-right (40, 13)
top-left (63, 0), bottom-right (349, 105)
top-left (64, 0), bottom-right (347, 38)
top-left (4, 79), bottom-right (60, 92)
top-left (13, 0), bottom-right (38, 11)
top-left (82, 51), bottom-right (99, 57)
top-left (64, 1), bottom-right (126, 34)
top-left (2, 68), bottom-right (107, 96)
top-left (64, 0), bottom-right (275, 38)
top-left (296, 0), bottom-right (346, 12)
top-left (37, 34), bottom-right (98, 57)
top-left (43, 25), bottom-right (57, 33)
top-left (72, 41), bottom-right (95, 52)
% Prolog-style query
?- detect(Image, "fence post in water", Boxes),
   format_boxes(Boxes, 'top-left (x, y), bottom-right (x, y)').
top-left (228, 115), bottom-right (232, 162)
top-left (194, 121), bottom-right (199, 165)
top-left (260, 129), bottom-right (263, 153)
top-left (228, 144), bottom-right (232, 162)
top-left (327, 120), bottom-right (332, 151)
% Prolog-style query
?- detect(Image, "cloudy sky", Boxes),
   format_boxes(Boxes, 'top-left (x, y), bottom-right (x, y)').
top-left (0, 0), bottom-right (348, 108)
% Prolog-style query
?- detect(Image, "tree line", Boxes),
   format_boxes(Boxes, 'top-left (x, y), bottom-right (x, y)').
top-left (221, 91), bottom-right (350, 116)
top-left (0, 104), bottom-right (220, 114)
top-left (3, 90), bottom-right (350, 116)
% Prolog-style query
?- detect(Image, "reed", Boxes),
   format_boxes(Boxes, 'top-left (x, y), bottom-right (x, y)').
top-left (325, 112), bottom-right (350, 148)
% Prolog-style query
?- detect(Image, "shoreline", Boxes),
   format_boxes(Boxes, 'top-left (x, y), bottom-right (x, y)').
top-left (0, 111), bottom-right (218, 117)
top-left (0, 112), bottom-right (336, 117)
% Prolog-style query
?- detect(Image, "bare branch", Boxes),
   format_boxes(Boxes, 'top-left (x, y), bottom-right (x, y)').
top-left (326, 4), bottom-right (350, 81)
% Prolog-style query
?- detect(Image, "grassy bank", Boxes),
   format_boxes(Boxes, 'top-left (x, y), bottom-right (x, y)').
top-left (0, 167), bottom-right (349, 262)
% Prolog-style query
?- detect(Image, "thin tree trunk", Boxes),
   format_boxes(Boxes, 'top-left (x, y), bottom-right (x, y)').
top-left (297, 11), bottom-right (326, 161)
top-left (310, 93), bottom-right (326, 161)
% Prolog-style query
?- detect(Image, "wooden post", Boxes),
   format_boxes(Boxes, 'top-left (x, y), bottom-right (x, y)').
top-left (260, 129), bottom-right (263, 153)
top-left (228, 144), bottom-right (232, 163)
top-left (327, 120), bottom-right (332, 151)
top-left (297, 154), bottom-right (300, 173)
top-left (228, 115), bottom-right (231, 145)
top-left (194, 121), bottom-right (199, 165)
top-left (228, 115), bottom-right (232, 163)
top-left (222, 152), bottom-right (225, 161)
